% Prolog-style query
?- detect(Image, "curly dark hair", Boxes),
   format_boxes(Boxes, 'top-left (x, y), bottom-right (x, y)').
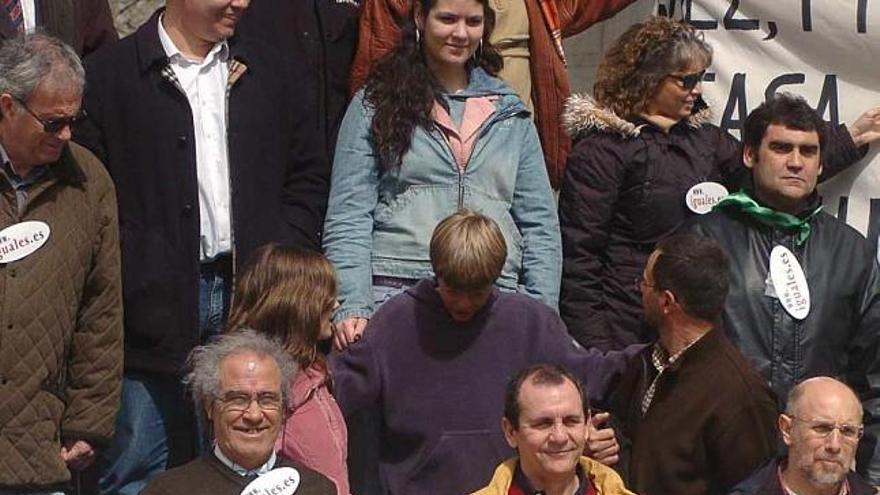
top-left (364, 0), bottom-right (503, 172)
top-left (594, 16), bottom-right (712, 120)
top-left (743, 93), bottom-right (827, 153)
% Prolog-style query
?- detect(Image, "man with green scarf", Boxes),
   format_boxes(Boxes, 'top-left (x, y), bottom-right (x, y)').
top-left (683, 93), bottom-right (880, 485)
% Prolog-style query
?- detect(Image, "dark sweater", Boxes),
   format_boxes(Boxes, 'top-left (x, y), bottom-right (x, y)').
top-left (330, 278), bottom-right (634, 495)
top-left (610, 329), bottom-right (779, 495)
top-left (141, 454), bottom-right (335, 495)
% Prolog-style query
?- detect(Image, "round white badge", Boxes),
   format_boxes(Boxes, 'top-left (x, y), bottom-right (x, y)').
top-left (0, 221), bottom-right (50, 264)
top-left (685, 182), bottom-right (729, 215)
top-left (769, 245), bottom-right (811, 320)
top-left (240, 467), bottom-right (301, 495)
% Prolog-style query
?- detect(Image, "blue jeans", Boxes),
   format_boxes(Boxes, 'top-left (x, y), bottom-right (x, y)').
top-left (97, 264), bottom-right (231, 495)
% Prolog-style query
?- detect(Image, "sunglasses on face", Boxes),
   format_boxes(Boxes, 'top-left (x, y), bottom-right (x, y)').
top-left (668, 70), bottom-right (707, 90)
top-left (13, 96), bottom-right (87, 134)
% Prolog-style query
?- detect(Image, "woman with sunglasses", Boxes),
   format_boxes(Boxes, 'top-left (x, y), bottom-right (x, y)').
top-left (559, 16), bottom-right (876, 351)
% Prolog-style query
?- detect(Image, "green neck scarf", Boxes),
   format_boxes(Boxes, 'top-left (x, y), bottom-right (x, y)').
top-left (714, 190), bottom-right (822, 246)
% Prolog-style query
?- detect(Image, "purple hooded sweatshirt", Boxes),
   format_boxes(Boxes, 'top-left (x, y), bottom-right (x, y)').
top-left (330, 279), bottom-right (632, 495)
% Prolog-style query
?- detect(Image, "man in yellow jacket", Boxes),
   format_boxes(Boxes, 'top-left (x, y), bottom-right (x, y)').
top-left (473, 364), bottom-right (635, 495)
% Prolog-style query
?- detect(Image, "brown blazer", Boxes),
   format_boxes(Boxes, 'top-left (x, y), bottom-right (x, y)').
top-left (0, 143), bottom-right (123, 490)
top-left (348, 0), bottom-right (638, 187)
top-left (0, 0), bottom-right (117, 57)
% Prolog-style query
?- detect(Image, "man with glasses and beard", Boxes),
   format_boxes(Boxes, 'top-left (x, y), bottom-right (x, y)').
top-left (730, 377), bottom-right (875, 495)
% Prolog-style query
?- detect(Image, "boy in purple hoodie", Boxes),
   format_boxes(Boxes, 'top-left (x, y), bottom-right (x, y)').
top-left (330, 210), bottom-right (634, 495)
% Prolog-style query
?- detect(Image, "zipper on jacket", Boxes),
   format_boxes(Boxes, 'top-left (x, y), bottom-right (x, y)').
top-left (457, 167), bottom-right (464, 208)
top-left (439, 107), bottom-right (524, 210)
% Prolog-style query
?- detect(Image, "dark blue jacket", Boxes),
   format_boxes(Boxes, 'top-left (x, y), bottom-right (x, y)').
top-left (75, 9), bottom-right (330, 376)
top-left (236, 0), bottom-right (358, 159)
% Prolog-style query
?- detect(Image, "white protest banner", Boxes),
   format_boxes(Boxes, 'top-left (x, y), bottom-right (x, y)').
top-left (656, 0), bottom-right (879, 241)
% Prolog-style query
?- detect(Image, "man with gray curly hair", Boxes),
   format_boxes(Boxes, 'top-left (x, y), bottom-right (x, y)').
top-left (142, 330), bottom-right (334, 495)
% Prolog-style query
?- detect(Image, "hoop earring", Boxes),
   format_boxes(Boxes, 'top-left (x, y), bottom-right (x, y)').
top-left (415, 29), bottom-right (421, 46)
top-left (473, 39), bottom-right (483, 62)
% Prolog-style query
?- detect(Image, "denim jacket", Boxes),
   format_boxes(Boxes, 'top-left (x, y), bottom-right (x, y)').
top-left (324, 68), bottom-right (561, 321)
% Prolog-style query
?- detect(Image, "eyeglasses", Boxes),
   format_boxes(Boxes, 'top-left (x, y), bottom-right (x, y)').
top-left (216, 391), bottom-right (282, 412)
top-left (667, 70), bottom-right (706, 90)
top-left (13, 96), bottom-right (86, 134)
top-left (787, 415), bottom-right (864, 441)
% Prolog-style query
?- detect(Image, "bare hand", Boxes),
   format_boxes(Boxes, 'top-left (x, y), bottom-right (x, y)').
top-left (333, 317), bottom-right (369, 351)
top-left (586, 412), bottom-right (620, 466)
top-left (850, 107), bottom-right (880, 147)
top-left (60, 439), bottom-right (95, 471)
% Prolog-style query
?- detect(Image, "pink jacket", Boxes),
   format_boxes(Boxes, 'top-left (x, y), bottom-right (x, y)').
top-left (277, 363), bottom-right (350, 495)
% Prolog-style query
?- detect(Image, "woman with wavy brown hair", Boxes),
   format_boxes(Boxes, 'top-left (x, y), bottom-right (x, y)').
top-left (225, 244), bottom-right (349, 494)
top-left (323, 0), bottom-right (561, 349)
top-left (558, 16), bottom-right (874, 351)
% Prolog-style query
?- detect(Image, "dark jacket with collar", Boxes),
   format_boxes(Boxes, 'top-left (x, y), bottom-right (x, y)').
top-left (236, 0), bottom-right (359, 159)
top-left (0, 0), bottom-right (117, 57)
top-left (74, 9), bottom-right (330, 376)
top-left (681, 197), bottom-right (880, 484)
top-left (728, 457), bottom-right (877, 495)
top-left (610, 329), bottom-right (779, 495)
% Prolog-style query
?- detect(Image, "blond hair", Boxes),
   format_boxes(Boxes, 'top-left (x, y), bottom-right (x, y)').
top-left (430, 210), bottom-right (507, 289)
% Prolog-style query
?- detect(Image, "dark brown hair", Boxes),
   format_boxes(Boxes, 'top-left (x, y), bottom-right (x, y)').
top-left (652, 234), bottom-right (729, 323)
top-left (364, 0), bottom-right (503, 172)
top-left (504, 364), bottom-right (590, 428)
top-left (743, 93), bottom-right (827, 155)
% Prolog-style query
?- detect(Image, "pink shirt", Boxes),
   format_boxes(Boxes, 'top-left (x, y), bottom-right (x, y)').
top-left (277, 363), bottom-right (350, 495)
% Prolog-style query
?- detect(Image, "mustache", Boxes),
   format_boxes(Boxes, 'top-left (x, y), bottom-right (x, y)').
top-left (814, 455), bottom-right (845, 466)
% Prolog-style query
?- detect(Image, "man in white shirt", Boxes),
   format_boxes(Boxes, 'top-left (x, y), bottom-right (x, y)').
top-left (74, 1), bottom-right (330, 493)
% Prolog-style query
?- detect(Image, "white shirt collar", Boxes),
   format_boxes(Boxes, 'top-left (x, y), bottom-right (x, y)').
top-left (213, 445), bottom-right (277, 477)
top-left (157, 14), bottom-right (229, 66)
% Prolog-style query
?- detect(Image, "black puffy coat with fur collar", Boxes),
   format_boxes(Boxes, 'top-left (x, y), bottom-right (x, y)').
top-left (558, 95), bottom-right (864, 351)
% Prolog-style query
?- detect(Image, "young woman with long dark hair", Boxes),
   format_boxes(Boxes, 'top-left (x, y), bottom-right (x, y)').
top-left (324, 0), bottom-right (561, 348)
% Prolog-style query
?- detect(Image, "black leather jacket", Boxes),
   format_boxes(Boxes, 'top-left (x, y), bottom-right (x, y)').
top-left (683, 201), bottom-right (880, 484)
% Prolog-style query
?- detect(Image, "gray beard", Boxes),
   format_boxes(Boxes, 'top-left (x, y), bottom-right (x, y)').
top-left (803, 463), bottom-right (847, 486)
